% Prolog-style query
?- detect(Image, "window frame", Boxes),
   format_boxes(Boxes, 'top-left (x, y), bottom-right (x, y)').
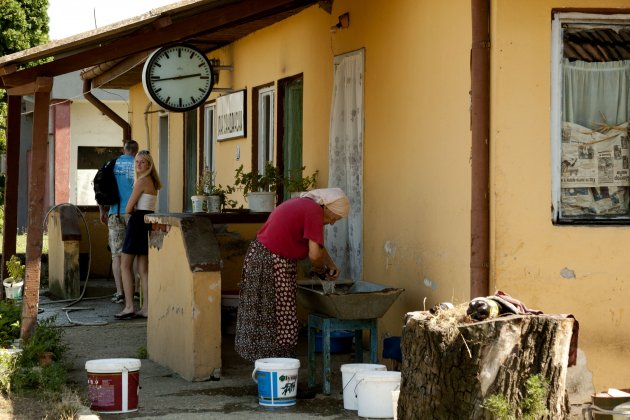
top-left (203, 102), bottom-right (217, 174)
top-left (551, 12), bottom-right (630, 225)
top-left (255, 85), bottom-right (275, 173)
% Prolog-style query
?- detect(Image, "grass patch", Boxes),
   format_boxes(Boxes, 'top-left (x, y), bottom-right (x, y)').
top-left (0, 234), bottom-right (48, 255)
top-left (482, 374), bottom-right (550, 420)
top-left (0, 307), bottom-right (87, 418)
top-left (1, 316), bottom-right (68, 395)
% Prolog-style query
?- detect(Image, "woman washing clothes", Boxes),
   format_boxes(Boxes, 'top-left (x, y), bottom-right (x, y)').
top-left (115, 150), bottom-right (161, 320)
top-left (235, 187), bottom-right (350, 362)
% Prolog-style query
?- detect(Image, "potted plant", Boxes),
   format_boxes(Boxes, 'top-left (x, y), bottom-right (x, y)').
top-left (192, 167), bottom-right (220, 213)
top-left (212, 183), bottom-right (238, 212)
top-left (285, 167), bottom-right (319, 198)
top-left (191, 177), bottom-right (209, 214)
top-left (234, 161), bottom-right (283, 212)
top-left (3, 255), bottom-right (25, 300)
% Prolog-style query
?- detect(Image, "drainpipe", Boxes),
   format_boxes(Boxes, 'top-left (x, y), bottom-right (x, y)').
top-left (83, 79), bottom-right (131, 141)
top-left (470, 0), bottom-right (490, 298)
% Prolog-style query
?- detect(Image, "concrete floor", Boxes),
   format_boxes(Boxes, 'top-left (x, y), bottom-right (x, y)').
top-left (40, 279), bottom-right (588, 419)
top-left (40, 280), bottom-right (374, 419)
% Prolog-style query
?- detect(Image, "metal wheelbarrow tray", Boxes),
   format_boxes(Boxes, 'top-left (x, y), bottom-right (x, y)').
top-left (296, 279), bottom-right (404, 320)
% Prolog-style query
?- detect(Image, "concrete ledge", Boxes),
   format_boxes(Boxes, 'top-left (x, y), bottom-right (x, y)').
top-left (146, 212), bottom-right (268, 381)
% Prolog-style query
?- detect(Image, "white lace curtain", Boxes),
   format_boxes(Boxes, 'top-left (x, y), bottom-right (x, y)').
top-left (563, 59), bottom-right (630, 127)
top-left (326, 49), bottom-right (364, 281)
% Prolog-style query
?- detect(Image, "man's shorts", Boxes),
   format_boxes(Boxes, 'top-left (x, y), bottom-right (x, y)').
top-left (108, 214), bottom-right (130, 258)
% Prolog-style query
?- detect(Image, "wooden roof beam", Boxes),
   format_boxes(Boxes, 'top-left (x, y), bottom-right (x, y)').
top-left (88, 52), bottom-right (149, 88)
top-left (7, 77), bottom-right (53, 96)
top-left (0, 0), bottom-right (314, 89)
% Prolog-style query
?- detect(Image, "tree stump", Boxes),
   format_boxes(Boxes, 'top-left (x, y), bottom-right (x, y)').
top-left (398, 310), bottom-right (574, 419)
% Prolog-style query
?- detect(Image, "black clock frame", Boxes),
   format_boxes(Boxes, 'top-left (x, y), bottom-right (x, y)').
top-left (143, 44), bottom-right (215, 113)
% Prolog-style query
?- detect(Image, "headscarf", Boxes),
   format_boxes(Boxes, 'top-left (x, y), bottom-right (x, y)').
top-left (300, 187), bottom-right (350, 218)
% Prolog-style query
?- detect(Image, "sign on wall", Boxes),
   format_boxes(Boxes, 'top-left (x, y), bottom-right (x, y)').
top-left (216, 89), bottom-right (246, 141)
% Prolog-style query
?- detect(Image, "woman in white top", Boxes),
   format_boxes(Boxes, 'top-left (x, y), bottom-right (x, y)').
top-left (116, 150), bottom-right (161, 319)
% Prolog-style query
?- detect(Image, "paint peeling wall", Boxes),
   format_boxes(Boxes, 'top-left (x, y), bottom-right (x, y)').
top-left (147, 222), bottom-right (222, 381)
top-left (129, 0), bottom-right (473, 359)
top-left (492, 0), bottom-right (630, 390)
top-left (208, 0), bottom-right (473, 346)
top-left (205, 6), bottom-right (334, 200)
top-left (329, 0), bottom-right (473, 339)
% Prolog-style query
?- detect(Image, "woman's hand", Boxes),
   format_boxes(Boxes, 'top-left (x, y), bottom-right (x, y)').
top-left (308, 239), bottom-right (340, 280)
top-left (325, 266), bottom-right (340, 280)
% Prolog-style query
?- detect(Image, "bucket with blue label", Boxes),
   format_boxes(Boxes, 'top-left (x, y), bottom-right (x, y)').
top-left (252, 358), bottom-right (300, 407)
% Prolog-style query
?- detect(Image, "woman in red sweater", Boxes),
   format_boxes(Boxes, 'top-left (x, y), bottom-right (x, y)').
top-left (235, 188), bottom-right (350, 362)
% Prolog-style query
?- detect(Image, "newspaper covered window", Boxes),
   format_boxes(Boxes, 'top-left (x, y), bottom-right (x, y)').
top-left (552, 13), bottom-right (630, 223)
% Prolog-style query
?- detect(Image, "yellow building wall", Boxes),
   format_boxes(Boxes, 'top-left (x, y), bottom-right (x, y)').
top-left (326, 1), bottom-right (473, 338)
top-left (128, 0), bottom-right (630, 390)
top-left (129, 85), bottom-right (185, 212)
top-left (201, 1), bottom-right (473, 342)
top-left (492, 0), bottom-right (630, 390)
top-left (147, 222), bottom-right (222, 381)
top-left (206, 5), bottom-right (334, 195)
top-left (129, 0), bottom-right (473, 360)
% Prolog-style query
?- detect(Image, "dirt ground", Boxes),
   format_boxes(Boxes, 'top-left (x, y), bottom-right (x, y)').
top-left (0, 394), bottom-right (48, 419)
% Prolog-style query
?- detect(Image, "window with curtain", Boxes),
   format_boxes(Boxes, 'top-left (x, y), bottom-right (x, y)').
top-left (552, 13), bottom-right (630, 223)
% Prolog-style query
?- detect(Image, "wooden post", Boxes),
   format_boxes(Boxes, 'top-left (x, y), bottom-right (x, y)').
top-left (20, 77), bottom-right (52, 339)
top-left (399, 311), bottom-right (574, 419)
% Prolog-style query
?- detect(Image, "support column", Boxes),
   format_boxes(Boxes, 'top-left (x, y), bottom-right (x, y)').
top-left (52, 100), bottom-right (71, 204)
top-left (21, 77), bottom-right (52, 339)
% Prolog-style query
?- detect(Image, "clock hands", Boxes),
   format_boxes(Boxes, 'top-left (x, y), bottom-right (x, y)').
top-left (151, 73), bottom-right (206, 82)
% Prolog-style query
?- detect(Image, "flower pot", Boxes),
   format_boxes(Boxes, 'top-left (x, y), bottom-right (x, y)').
top-left (3, 278), bottom-right (23, 300)
top-left (39, 351), bottom-right (53, 367)
top-left (207, 195), bottom-right (221, 213)
top-left (191, 195), bottom-right (207, 213)
top-left (246, 192), bottom-right (275, 213)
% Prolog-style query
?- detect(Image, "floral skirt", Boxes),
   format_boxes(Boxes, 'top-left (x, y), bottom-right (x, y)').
top-left (235, 239), bottom-right (298, 362)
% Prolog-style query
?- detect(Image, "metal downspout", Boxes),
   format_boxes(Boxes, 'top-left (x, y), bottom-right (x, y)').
top-left (82, 79), bottom-right (131, 141)
top-left (470, 0), bottom-right (490, 298)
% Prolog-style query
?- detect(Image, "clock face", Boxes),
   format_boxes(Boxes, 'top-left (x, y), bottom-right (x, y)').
top-left (142, 44), bottom-right (214, 112)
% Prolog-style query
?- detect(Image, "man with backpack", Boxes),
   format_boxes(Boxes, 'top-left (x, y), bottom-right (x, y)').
top-left (97, 140), bottom-right (138, 303)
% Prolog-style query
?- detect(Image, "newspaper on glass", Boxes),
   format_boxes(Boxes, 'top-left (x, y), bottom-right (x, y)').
top-left (560, 122), bottom-right (630, 216)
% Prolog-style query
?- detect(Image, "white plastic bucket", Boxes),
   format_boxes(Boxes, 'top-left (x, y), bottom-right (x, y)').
top-left (252, 358), bottom-right (300, 407)
top-left (356, 371), bottom-right (401, 418)
top-left (85, 358), bottom-right (141, 413)
top-left (3, 279), bottom-right (23, 300)
top-left (341, 363), bottom-right (387, 410)
top-left (392, 389), bottom-right (400, 420)
top-left (613, 401), bottom-right (630, 419)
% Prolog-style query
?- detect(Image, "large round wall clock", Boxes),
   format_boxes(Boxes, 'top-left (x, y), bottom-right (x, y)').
top-left (142, 44), bottom-right (214, 112)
